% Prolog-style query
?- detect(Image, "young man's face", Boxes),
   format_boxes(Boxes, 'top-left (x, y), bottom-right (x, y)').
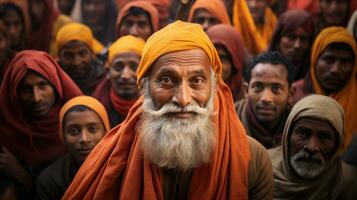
top-left (247, 63), bottom-right (290, 123)
top-left (59, 40), bottom-right (93, 79)
top-left (315, 44), bottom-right (355, 95)
top-left (246, 0), bottom-right (267, 26)
top-left (119, 12), bottom-right (153, 41)
top-left (17, 70), bottom-right (56, 120)
top-left (82, 0), bottom-right (106, 25)
top-left (64, 109), bottom-right (106, 164)
top-left (192, 9), bottom-right (221, 32)
top-left (109, 52), bottom-right (140, 100)
top-left (320, 0), bottom-right (349, 26)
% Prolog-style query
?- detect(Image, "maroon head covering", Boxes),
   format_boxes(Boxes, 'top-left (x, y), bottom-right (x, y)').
top-left (207, 24), bottom-right (245, 101)
top-left (269, 10), bottom-right (315, 80)
top-left (26, 0), bottom-right (59, 52)
top-left (0, 50), bottom-right (82, 166)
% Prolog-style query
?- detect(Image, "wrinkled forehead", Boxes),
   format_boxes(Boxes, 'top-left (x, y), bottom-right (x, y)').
top-left (146, 48), bottom-right (213, 78)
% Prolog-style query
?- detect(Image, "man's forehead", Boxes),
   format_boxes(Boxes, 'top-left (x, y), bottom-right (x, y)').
top-left (61, 40), bottom-right (91, 51)
top-left (321, 43), bottom-right (355, 58)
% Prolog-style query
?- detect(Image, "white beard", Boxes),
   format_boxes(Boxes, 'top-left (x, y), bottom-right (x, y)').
top-left (137, 77), bottom-right (216, 171)
top-left (290, 149), bottom-right (326, 180)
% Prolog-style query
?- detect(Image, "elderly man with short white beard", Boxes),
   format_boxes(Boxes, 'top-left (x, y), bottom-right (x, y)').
top-left (269, 94), bottom-right (357, 199)
top-left (62, 20), bottom-right (273, 200)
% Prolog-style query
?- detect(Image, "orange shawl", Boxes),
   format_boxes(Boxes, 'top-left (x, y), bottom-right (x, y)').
top-left (232, 0), bottom-right (277, 55)
top-left (188, 0), bottom-right (231, 25)
top-left (63, 21), bottom-right (250, 200)
top-left (310, 27), bottom-right (357, 150)
top-left (115, 1), bottom-right (159, 38)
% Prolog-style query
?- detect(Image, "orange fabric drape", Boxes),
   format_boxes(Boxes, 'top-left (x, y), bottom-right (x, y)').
top-left (108, 35), bottom-right (145, 65)
top-left (188, 0), bottom-right (231, 24)
top-left (232, 0), bottom-right (277, 55)
top-left (63, 21), bottom-right (250, 200)
top-left (0, 50), bottom-right (82, 166)
top-left (310, 27), bottom-right (357, 150)
top-left (115, 1), bottom-right (159, 38)
top-left (206, 24), bottom-right (245, 101)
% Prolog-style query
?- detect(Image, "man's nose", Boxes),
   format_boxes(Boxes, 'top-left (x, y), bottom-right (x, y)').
top-left (304, 135), bottom-right (320, 153)
top-left (172, 81), bottom-right (192, 107)
top-left (120, 66), bottom-right (134, 80)
top-left (129, 24), bottom-right (140, 37)
top-left (260, 88), bottom-right (273, 104)
top-left (32, 87), bottom-right (42, 102)
top-left (79, 131), bottom-right (90, 143)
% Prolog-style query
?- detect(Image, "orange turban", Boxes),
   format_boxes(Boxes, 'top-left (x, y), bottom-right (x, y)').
top-left (115, 1), bottom-right (159, 37)
top-left (56, 22), bottom-right (104, 55)
top-left (63, 21), bottom-right (250, 200)
top-left (59, 96), bottom-right (110, 142)
top-left (232, 0), bottom-right (277, 55)
top-left (188, 0), bottom-right (231, 25)
top-left (108, 35), bottom-right (145, 65)
top-left (309, 27), bottom-right (357, 150)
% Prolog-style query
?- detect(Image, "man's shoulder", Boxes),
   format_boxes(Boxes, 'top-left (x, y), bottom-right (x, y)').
top-left (37, 154), bottom-right (73, 183)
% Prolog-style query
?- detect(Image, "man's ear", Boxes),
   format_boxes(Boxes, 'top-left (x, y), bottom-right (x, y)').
top-left (243, 82), bottom-right (249, 98)
top-left (289, 84), bottom-right (296, 98)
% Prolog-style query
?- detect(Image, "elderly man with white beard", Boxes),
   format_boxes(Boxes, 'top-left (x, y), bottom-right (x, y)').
top-left (269, 94), bottom-right (357, 199)
top-left (62, 20), bottom-right (273, 200)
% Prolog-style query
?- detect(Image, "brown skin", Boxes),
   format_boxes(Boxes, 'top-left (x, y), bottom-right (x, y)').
top-left (17, 71), bottom-right (56, 120)
top-left (119, 14), bottom-right (153, 41)
top-left (215, 45), bottom-right (233, 82)
top-left (59, 40), bottom-right (94, 80)
top-left (57, 0), bottom-right (76, 15)
top-left (245, 63), bottom-right (292, 130)
top-left (2, 10), bottom-right (23, 48)
top-left (29, 0), bottom-right (46, 28)
top-left (246, 0), bottom-right (268, 26)
top-left (0, 33), bottom-right (10, 65)
top-left (320, 0), bottom-right (349, 26)
top-left (278, 27), bottom-right (310, 68)
top-left (109, 52), bottom-right (141, 100)
top-left (315, 44), bottom-right (355, 95)
top-left (0, 146), bottom-right (34, 195)
top-left (290, 118), bottom-right (337, 178)
top-left (146, 49), bottom-right (212, 118)
top-left (82, 0), bottom-right (106, 26)
top-left (64, 110), bottom-right (106, 165)
top-left (191, 9), bottom-right (221, 32)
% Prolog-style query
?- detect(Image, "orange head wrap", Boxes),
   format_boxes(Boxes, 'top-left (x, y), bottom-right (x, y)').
top-left (56, 22), bottom-right (104, 55)
top-left (63, 21), bottom-right (250, 200)
top-left (108, 35), bottom-right (145, 65)
top-left (59, 96), bottom-right (110, 142)
top-left (188, 0), bottom-right (231, 25)
top-left (232, 0), bottom-right (277, 55)
top-left (116, 1), bottom-right (159, 38)
top-left (309, 27), bottom-right (357, 150)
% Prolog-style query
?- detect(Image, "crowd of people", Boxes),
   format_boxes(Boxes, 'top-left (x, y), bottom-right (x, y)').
top-left (0, 0), bottom-right (357, 199)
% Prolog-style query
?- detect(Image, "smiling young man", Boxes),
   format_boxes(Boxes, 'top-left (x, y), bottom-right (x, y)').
top-left (36, 96), bottom-right (109, 200)
top-left (63, 21), bottom-right (273, 200)
top-left (236, 51), bottom-right (295, 148)
top-left (269, 95), bottom-right (357, 199)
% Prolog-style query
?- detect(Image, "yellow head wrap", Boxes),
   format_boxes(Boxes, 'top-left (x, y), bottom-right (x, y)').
top-left (59, 96), bottom-right (110, 142)
top-left (56, 23), bottom-right (95, 54)
top-left (108, 35), bottom-right (145, 65)
top-left (137, 20), bottom-right (222, 84)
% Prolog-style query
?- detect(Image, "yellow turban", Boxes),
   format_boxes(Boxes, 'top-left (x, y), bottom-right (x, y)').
top-left (108, 35), bottom-right (145, 65)
top-left (56, 22), bottom-right (104, 54)
top-left (137, 20), bottom-right (222, 83)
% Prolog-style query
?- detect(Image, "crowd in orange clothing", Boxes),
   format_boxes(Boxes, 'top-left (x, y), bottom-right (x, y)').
top-left (0, 0), bottom-right (357, 199)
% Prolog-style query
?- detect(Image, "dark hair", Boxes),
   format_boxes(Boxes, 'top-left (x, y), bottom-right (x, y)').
top-left (244, 51), bottom-right (295, 85)
top-left (123, 7), bottom-right (153, 31)
top-left (62, 105), bottom-right (92, 128)
top-left (324, 42), bottom-right (355, 59)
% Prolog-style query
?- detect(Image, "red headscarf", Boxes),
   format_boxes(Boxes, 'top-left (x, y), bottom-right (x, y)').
top-left (115, 1), bottom-right (159, 38)
top-left (26, 0), bottom-right (59, 52)
top-left (0, 50), bottom-right (82, 166)
top-left (207, 24), bottom-right (245, 101)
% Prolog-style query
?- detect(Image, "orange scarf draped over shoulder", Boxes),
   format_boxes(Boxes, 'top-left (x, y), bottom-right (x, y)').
top-left (63, 21), bottom-right (250, 200)
top-left (310, 27), bottom-right (357, 151)
top-left (232, 0), bottom-right (277, 55)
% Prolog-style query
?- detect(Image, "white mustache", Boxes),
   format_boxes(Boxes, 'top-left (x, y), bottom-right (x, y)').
top-left (145, 101), bottom-right (209, 118)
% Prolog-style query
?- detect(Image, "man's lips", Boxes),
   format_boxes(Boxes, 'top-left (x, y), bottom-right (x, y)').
top-left (166, 112), bottom-right (197, 119)
top-left (76, 148), bottom-right (92, 156)
top-left (31, 103), bottom-right (48, 112)
top-left (256, 105), bottom-right (276, 115)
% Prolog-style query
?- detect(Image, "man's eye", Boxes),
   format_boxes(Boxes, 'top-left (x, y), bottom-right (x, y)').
top-left (159, 76), bottom-right (173, 84)
top-left (67, 128), bottom-right (79, 136)
top-left (252, 84), bottom-right (262, 91)
top-left (191, 77), bottom-right (204, 85)
top-left (88, 126), bottom-right (98, 133)
top-left (272, 86), bottom-right (282, 94)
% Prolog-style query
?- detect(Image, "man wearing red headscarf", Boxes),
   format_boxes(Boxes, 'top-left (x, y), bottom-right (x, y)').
top-left (0, 50), bottom-right (82, 197)
top-left (63, 21), bottom-right (272, 200)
